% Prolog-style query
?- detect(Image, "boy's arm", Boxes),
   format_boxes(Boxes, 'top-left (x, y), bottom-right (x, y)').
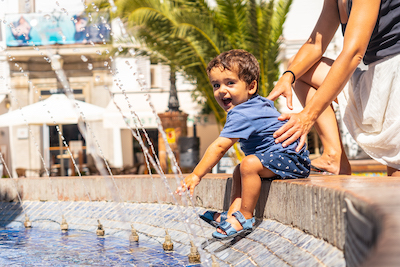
top-left (176, 137), bottom-right (238, 196)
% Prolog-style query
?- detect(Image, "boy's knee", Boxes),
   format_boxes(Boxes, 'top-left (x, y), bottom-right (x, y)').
top-left (240, 156), bottom-right (260, 175)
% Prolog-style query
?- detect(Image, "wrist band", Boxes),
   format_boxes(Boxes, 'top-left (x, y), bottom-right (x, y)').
top-left (283, 70), bottom-right (296, 84)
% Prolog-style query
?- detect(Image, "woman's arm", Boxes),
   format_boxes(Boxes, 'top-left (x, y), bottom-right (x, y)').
top-left (273, 0), bottom-right (381, 151)
top-left (176, 137), bottom-right (238, 195)
top-left (268, 0), bottom-right (341, 109)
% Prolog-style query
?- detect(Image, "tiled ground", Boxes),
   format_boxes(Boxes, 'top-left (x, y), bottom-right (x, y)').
top-left (0, 201), bottom-right (345, 266)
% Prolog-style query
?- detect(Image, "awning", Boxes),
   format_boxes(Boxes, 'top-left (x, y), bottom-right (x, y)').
top-left (103, 91), bottom-right (202, 129)
top-left (0, 94), bottom-right (104, 127)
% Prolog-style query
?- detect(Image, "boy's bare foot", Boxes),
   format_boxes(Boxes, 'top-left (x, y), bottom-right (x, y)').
top-left (311, 153), bottom-right (351, 175)
top-left (213, 212), bottom-right (224, 223)
top-left (216, 216), bottom-right (242, 234)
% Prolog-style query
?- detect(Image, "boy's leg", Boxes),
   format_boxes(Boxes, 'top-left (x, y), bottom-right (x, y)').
top-left (217, 155), bottom-right (274, 233)
top-left (213, 164), bottom-right (242, 222)
top-left (239, 156), bottom-right (274, 219)
top-left (227, 164), bottom-right (242, 215)
top-left (293, 57), bottom-right (351, 175)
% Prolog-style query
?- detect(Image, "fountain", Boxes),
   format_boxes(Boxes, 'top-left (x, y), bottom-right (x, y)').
top-left (0, 0), bottom-right (350, 266)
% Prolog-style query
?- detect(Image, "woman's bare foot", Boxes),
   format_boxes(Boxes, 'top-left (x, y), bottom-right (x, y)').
top-left (311, 150), bottom-right (351, 175)
top-left (388, 167), bottom-right (400, 176)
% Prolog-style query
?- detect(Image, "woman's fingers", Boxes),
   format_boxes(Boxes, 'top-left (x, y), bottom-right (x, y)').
top-left (273, 113), bottom-right (294, 142)
top-left (278, 126), bottom-right (302, 147)
top-left (267, 83), bottom-right (293, 110)
top-left (286, 94), bottom-right (293, 110)
top-left (267, 88), bottom-right (281, 101)
top-left (274, 112), bottom-right (313, 150)
top-left (296, 134), bottom-right (308, 152)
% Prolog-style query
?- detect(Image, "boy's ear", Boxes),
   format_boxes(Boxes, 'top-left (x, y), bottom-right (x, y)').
top-left (248, 80), bottom-right (257, 95)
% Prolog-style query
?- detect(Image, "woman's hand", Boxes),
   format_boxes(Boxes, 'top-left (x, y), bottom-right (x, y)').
top-left (274, 111), bottom-right (315, 152)
top-left (267, 73), bottom-right (294, 110)
top-left (175, 173), bottom-right (201, 196)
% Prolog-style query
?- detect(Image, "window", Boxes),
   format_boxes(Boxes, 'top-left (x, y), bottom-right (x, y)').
top-left (150, 65), bottom-right (157, 88)
top-left (49, 124), bottom-right (86, 165)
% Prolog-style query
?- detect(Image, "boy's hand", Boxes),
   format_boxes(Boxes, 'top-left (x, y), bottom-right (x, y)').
top-left (175, 173), bottom-right (201, 196)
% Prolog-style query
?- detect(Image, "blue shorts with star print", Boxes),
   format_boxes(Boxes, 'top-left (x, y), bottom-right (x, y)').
top-left (255, 150), bottom-right (310, 179)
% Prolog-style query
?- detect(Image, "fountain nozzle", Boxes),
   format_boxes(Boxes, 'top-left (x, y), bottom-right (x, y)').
top-left (60, 216), bottom-right (68, 232)
top-left (188, 241), bottom-right (200, 263)
top-left (162, 230), bottom-right (173, 252)
top-left (24, 214), bottom-right (32, 228)
top-left (129, 224), bottom-right (139, 243)
top-left (96, 220), bottom-right (105, 236)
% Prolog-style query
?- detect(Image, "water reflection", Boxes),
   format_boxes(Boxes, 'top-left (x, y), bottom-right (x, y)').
top-left (0, 228), bottom-right (193, 266)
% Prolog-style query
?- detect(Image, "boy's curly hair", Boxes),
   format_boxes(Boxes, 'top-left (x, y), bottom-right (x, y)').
top-left (207, 49), bottom-right (260, 93)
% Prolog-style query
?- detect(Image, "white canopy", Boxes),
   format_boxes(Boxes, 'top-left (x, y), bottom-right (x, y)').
top-left (0, 94), bottom-right (105, 127)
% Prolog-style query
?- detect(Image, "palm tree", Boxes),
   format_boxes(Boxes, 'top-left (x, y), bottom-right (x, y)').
top-left (97, 0), bottom-right (292, 127)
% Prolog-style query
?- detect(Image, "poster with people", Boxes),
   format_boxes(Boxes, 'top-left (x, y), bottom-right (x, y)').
top-left (5, 12), bottom-right (111, 46)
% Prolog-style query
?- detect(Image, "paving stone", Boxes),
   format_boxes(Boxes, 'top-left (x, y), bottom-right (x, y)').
top-left (274, 243), bottom-right (320, 267)
top-left (279, 227), bottom-right (307, 244)
top-left (311, 242), bottom-right (337, 262)
top-left (322, 249), bottom-right (346, 267)
top-left (250, 230), bottom-right (280, 244)
top-left (232, 238), bottom-right (253, 251)
top-left (248, 245), bottom-right (275, 264)
top-left (301, 238), bottom-right (327, 255)
top-left (257, 254), bottom-right (290, 267)
top-left (235, 258), bottom-right (257, 266)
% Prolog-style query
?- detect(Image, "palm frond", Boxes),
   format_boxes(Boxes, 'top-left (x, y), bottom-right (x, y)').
top-left (214, 0), bottom-right (247, 49)
top-left (98, 0), bottom-right (292, 126)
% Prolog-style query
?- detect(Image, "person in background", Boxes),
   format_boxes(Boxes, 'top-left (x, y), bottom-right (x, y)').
top-left (73, 14), bottom-right (89, 43)
top-left (268, 0), bottom-right (400, 176)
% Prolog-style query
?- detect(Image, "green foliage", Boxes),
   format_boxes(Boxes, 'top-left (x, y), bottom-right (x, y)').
top-left (97, 0), bottom-right (292, 126)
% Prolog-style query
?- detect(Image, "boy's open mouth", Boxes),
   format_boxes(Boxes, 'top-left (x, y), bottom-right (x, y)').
top-left (222, 98), bottom-right (232, 106)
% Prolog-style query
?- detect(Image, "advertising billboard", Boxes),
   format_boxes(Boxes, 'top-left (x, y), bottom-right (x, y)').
top-left (5, 12), bottom-right (111, 46)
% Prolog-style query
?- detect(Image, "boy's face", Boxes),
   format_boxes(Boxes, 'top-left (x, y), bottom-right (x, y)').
top-left (209, 67), bottom-right (257, 112)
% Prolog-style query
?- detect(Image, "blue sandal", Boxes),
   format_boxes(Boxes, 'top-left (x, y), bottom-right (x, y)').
top-left (199, 211), bottom-right (228, 227)
top-left (212, 211), bottom-right (255, 240)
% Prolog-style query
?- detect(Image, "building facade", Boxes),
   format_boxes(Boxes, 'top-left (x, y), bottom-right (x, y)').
top-left (0, 0), bottom-right (220, 177)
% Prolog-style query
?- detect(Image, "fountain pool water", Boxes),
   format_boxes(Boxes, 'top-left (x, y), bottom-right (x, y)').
top-left (0, 228), bottom-right (195, 266)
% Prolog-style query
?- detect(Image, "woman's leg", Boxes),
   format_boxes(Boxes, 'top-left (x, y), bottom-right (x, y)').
top-left (293, 57), bottom-right (351, 175)
top-left (387, 167), bottom-right (400, 176)
top-left (217, 155), bottom-right (275, 233)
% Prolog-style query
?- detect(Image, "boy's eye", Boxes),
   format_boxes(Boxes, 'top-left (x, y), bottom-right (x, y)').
top-left (213, 84), bottom-right (220, 89)
top-left (227, 81), bottom-right (235, 85)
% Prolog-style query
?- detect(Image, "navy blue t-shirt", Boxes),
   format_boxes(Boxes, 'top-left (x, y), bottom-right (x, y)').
top-left (341, 0), bottom-right (400, 65)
